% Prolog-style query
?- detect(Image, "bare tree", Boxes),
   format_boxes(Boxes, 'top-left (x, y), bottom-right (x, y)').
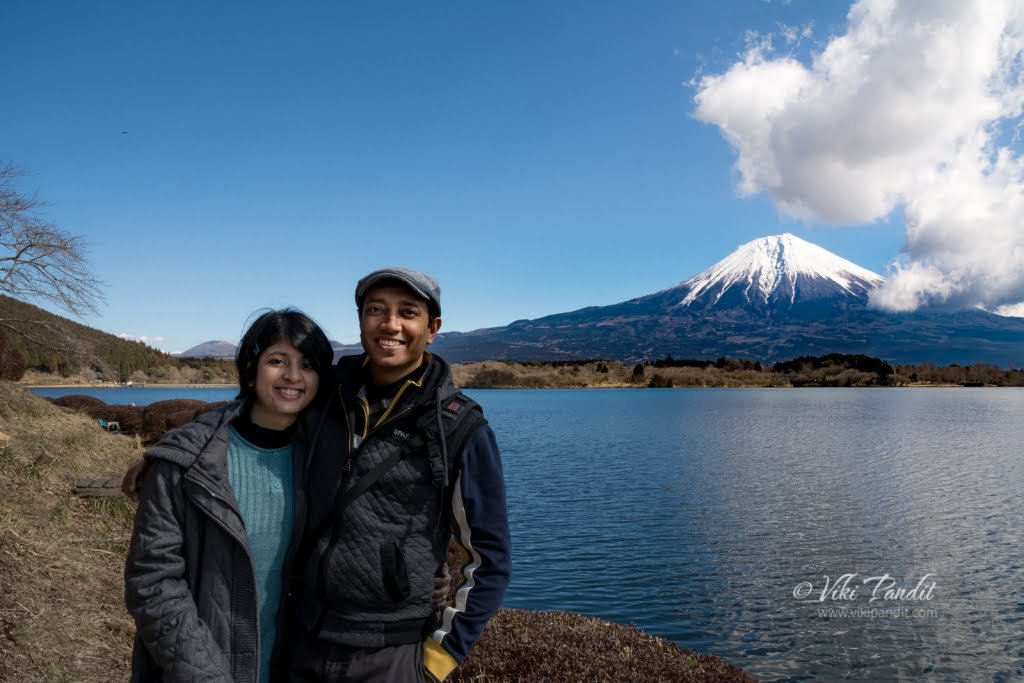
top-left (0, 162), bottom-right (106, 374)
top-left (1, 162), bottom-right (104, 316)
top-left (180, 365), bottom-right (202, 384)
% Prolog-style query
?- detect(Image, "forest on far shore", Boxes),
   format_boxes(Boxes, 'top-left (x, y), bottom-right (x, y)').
top-left (450, 354), bottom-right (1024, 388)
top-left (11, 350), bottom-right (1024, 388)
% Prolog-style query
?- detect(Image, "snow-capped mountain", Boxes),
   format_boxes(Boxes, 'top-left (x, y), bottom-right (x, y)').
top-left (673, 233), bottom-right (884, 310)
top-left (430, 234), bottom-right (1024, 365)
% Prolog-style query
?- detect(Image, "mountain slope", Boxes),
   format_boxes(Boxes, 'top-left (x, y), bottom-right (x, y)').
top-left (0, 295), bottom-right (175, 376)
top-left (431, 235), bottom-right (1024, 365)
top-left (177, 340), bottom-right (237, 359)
top-left (672, 233), bottom-right (883, 309)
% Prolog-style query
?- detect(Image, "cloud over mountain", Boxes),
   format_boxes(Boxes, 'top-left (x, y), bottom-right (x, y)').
top-left (693, 0), bottom-right (1024, 315)
top-left (117, 333), bottom-right (166, 344)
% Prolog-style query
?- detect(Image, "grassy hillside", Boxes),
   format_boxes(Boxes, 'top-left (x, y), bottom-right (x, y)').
top-left (0, 295), bottom-right (236, 383)
top-left (0, 295), bottom-right (171, 377)
top-left (0, 383), bottom-right (756, 682)
top-left (0, 382), bottom-right (140, 680)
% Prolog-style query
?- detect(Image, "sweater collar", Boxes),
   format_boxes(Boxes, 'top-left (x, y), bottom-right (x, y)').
top-left (230, 408), bottom-right (295, 449)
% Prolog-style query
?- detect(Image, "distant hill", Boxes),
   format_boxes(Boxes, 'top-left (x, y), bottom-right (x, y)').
top-left (178, 339), bottom-right (364, 362)
top-left (331, 340), bottom-right (363, 361)
top-left (177, 340), bottom-right (236, 359)
top-left (0, 295), bottom-right (175, 377)
top-left (431, 234), bottom-right (1024, 366)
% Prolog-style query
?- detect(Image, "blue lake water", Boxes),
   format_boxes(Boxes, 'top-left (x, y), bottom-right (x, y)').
top-left (29, 386), bottom-right (239, 404)
top-left (30, 385), bottom-right (1024, 681)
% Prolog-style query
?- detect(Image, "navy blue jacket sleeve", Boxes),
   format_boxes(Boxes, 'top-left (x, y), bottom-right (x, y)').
top-left (425, 424), bottom-right (511, 676)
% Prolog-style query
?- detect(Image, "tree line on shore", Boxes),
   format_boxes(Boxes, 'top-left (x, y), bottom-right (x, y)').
top-left (452, 354), bottom-right (1024, 388)
top-left (6, 320), bottom-right (1022, 390)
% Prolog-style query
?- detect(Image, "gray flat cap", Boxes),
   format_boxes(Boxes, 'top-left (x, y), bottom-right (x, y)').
top-left (355, 267), bottom-right (441, 316)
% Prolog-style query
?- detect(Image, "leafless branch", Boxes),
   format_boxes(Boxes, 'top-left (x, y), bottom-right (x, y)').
top-left (0, 162), bottom-right (105, 318)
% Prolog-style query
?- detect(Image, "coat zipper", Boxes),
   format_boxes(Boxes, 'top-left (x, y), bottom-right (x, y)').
top-left (185, 476), bottom-right (261, 680)
top-left (313, 386), bottom-right (416, 610)
top-left (313, 384), bottom-right (354, 608)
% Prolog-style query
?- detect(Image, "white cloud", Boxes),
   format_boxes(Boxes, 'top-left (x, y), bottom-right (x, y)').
top-left (995, 302), bottom-right (1024, 317)
top-left (694, 0), bottom-right (1024, 313)
top-left (777, 22), bottom-right (813, 48)
top-left (117, 333), bottom-right (166, 344)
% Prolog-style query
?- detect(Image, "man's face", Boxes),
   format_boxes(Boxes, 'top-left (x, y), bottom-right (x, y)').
top-left (359, 284), bottom-right (442, 385)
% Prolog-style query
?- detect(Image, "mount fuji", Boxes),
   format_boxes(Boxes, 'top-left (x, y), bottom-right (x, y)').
top-left (669, 233), bottom-right (882, 313)
top-left (431, 234), bottom-right (1024, 365)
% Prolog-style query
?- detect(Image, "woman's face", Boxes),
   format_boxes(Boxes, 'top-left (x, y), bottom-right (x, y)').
top-left (249, 339), bottom-right (319, 430)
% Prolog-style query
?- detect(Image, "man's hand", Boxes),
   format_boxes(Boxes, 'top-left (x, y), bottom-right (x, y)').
top-left (121, 458), bottom-right (150, 501)
top-left (432, 562), bottom-right (451, 606)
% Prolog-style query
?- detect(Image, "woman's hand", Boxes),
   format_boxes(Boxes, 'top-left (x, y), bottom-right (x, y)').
top-left (433, 562), bottom-right (452, 605)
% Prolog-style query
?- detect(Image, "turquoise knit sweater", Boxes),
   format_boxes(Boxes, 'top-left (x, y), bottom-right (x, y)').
top-left (226, 423), bottom-right (295, 683)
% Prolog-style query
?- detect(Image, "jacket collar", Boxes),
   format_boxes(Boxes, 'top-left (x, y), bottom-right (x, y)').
top-left (144, 400), bottom-right (245, 467)
top-left (335, 351), bottom-right (460, 416)
top-left (143, 400), bottom-right (253, 502)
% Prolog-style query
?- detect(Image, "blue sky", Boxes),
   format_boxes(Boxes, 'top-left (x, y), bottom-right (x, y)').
top-left (4, 1), bottom-right (1021, 352)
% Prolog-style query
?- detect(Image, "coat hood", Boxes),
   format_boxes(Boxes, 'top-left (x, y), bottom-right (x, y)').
top-left (144, 401), bottom-right (245, 468)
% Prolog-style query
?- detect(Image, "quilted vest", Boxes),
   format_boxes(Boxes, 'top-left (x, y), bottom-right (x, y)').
top-left (299, 360), bottom-right (485, 647)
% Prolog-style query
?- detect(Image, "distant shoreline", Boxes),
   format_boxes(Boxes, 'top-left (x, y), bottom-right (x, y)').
top-left (19, 356), bottom-right (1019, 391)
top-left (20, 382), bottom-right (236, 389)
top-left (17, 379), bottom-right (997, 390)
top-left (458, 382), bottom-right (984, 389)
top-left (447, 360), bottom-right (1015, 389)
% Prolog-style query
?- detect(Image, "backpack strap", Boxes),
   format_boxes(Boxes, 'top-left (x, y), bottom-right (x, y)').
top-left (327, 447), bottom-right (408, 525)
top-left (423, 393), bottom-right (486, 489)
top-left (322, 393), bottom-right (486, 535)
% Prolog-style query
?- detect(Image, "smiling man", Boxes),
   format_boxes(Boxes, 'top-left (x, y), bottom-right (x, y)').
top-left (359, 279), bottom-right (441, 385)
top-left (289, 267), bottom-right (511, 682)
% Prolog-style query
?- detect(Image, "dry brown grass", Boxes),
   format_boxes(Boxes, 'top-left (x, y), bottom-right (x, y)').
top-left (453, 609), bottom-right (757, 682)
top-left (452, 361), bottom-right (792, 389)
top-left (0, 381), bottom-right (139, 682)
top-left (452, 361), bottom-right (635, 388)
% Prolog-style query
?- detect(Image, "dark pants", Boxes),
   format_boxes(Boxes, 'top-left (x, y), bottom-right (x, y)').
top-left (287, 638), bottom-right (424, 683)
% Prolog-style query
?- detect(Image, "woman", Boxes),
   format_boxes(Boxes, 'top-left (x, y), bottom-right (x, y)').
top-left (125, 309), bottom-right (333, 683)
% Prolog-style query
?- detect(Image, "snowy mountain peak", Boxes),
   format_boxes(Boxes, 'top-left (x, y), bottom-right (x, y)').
top-left (678, 233), bottom-right (884, 308)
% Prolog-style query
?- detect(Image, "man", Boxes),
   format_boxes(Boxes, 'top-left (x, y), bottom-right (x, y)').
top-left (287, 267), bottom-right (511, 682)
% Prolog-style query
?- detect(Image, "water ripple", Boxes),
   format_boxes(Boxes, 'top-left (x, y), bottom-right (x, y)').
top-left (470, 388), bottom-right (1024, 682)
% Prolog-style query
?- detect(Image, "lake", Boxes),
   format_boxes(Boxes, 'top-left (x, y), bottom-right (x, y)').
top-left (30, 385), bottom-right (1024, 681)
top-left (29, 386), bottom-right (239, 405)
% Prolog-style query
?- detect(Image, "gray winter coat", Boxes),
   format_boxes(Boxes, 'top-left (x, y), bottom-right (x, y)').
top-left (124, 401), bottom-right (306, 683)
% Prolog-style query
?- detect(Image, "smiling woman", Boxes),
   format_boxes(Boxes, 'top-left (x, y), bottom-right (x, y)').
top-left (237, 315), bottom-right (328, 430)
top-left (124, 308), bottom-right (334, 683)
top-left (249, 341), bottom-right (319, 428)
